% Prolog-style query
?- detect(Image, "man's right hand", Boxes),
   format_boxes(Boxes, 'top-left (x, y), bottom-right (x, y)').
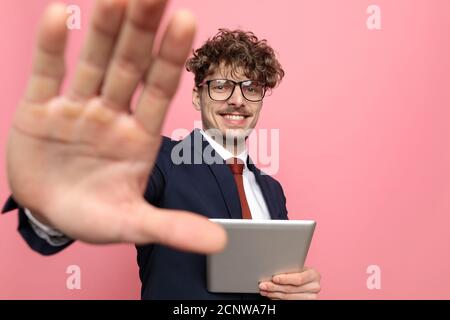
top-left (6, 0), bottom-right (226, 253)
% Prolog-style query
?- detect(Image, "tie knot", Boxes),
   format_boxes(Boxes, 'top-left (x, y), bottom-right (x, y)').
top-left (227, 158), bottom-right (245, 175)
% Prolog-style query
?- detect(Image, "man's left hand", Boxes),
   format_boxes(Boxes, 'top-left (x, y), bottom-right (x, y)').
top-left (258, 267), bottom-right (321, 300)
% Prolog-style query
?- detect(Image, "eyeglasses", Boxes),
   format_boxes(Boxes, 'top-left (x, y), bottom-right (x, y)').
top-left (198, 79), bottom-right (266, 102)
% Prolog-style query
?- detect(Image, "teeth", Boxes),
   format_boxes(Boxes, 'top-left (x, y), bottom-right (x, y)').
top-left (224, 114), bottom-right (245, 120)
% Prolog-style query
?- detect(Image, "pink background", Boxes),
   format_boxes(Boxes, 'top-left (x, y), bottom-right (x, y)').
top-left (1, 0), bottom-right (449, 299)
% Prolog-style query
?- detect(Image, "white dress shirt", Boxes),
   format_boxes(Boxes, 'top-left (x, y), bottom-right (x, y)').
top-left (26, 129), bottom-right (272, 246)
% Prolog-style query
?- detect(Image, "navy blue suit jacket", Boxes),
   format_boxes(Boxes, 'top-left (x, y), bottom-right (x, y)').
top-left (2, 129), bottom-right (289, 299)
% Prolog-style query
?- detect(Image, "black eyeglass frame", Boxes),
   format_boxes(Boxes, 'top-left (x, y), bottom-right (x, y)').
top-left (198, 79), bottom-right (266, 102)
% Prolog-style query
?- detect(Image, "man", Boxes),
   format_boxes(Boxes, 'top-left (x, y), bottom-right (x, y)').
top-left (3, 0), bottom-right (321, 299)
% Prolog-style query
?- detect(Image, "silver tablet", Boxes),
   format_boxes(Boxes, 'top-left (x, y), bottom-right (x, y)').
top-left (207, 219), bottom-right (316, 294)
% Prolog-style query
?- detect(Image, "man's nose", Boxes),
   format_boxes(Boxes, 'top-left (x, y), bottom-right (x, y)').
top-left (227, 84), bottom-right (245, 107)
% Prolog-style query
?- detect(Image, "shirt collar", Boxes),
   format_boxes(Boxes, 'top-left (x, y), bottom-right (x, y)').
top-left (199, 129), bottom-right (248, 168)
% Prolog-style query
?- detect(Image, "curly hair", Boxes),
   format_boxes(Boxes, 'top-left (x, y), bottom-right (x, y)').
top-left (185, 29), bottom-right (284, 89)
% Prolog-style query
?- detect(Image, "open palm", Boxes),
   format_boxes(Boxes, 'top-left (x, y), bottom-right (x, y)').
top-left (6, 0), bottom-right (226, 253)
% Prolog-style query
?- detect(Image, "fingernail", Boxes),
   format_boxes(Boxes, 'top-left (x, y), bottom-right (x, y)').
top-left (259, 283), bottom-right (266, 290)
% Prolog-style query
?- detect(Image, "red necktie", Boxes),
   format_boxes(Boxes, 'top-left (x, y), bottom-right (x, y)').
top-left (227, 158), bottom-right (252, 219)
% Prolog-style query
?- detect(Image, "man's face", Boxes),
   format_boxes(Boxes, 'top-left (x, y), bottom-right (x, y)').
top-left (192, 65), bottom-right (263, 141)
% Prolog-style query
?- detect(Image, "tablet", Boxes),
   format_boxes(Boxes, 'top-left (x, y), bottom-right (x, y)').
top-left (206, 219), bottom-right (316, 294)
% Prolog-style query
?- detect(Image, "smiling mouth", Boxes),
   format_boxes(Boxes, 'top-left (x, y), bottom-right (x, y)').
top-left (219, 113), bottom-right (251, 121)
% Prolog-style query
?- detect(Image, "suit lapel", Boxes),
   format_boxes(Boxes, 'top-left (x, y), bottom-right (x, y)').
top-left (208, 163), bottom-right (243, 219)
top-left (247, 159), bottom-right (284, 220)
top-left (190, 129), bottom-right (242, 219)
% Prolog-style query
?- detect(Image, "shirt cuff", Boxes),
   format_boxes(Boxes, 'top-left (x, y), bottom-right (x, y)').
top-left (24, 208), bottom-right (71, 246)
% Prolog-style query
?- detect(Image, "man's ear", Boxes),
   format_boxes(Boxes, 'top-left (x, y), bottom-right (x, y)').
top-left (192, 87), bottom-right (201, 111)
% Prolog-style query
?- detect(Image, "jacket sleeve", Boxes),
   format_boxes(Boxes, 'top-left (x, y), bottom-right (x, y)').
top-left (2, 196), bottom-right (74, 256)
